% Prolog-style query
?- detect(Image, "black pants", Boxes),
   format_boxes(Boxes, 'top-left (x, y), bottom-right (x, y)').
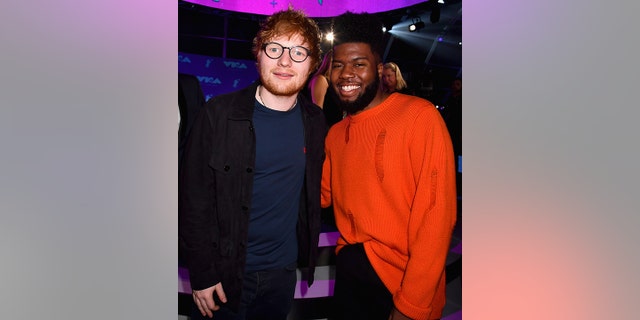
top-left (191, 263), bottom-right (297, 320)
top-left (333, 243), bottom-right (394, 320)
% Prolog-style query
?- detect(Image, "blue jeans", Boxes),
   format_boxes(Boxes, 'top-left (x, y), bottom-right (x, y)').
top-left (191, 263), bottom-right (297, 320)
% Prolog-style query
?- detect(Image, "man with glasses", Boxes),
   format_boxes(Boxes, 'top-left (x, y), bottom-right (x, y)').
top-left (179, 8), bottom-right (326, 320)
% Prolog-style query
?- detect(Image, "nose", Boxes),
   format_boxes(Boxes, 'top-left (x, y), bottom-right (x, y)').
top-left (277, 48), bottom-right (293, 67)
top-left (339, 66), bottom-right (355, 79)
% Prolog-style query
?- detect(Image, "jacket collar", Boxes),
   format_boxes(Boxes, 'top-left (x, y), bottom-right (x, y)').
top-left (228, 81), bottom-right (260, 120)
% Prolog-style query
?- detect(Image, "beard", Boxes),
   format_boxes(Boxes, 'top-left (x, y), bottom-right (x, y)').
top-left (261, 78), bottom-right (304, 96)
top-left (258, 63), bottom-right (307, 97)
top-left (333, 76), bottom-right (380, 115)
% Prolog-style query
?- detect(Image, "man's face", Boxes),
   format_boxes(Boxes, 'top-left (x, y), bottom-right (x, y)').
top-left (257, 33), bottom-right (313, 96)
top-left (330, 42), bottom-right (381, 115)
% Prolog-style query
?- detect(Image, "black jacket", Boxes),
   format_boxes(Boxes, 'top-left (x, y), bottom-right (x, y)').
top-left (178, 73), bottom-right (205, 172)
top-left (179, 81), bottom-right (326, 311)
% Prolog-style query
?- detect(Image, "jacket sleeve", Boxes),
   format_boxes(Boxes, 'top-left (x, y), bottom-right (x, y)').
top-left (178, 106), bottom-right (221, 290)
top-left (393, 107), bottom-right (457, 319)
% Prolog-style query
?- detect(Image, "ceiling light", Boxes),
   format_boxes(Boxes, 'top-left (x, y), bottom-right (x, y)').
top-left (408, 18), bottom-right (425, 32)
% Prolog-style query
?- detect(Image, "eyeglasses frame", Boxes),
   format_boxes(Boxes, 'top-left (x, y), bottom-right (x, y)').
top-left (261, 42), bottom-right (311, 63)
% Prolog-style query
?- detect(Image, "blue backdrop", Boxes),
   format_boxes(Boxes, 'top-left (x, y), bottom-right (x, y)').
top-left (178, 52), bottom-right (259, 102)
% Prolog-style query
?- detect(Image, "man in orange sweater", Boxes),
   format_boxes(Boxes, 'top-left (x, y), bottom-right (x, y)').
top-left (321, 12), bottom-right (457, 320)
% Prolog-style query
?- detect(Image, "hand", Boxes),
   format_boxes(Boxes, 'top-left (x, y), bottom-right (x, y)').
top-left (192, 282), bottom-right (228, 318)
top-left (388, 307), bottom-right (413, 320)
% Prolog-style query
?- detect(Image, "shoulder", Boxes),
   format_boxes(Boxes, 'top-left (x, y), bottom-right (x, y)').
top-left (299, 94), bottom-right (326, 128)
top-left (205, 82), bottom-right (258, 108)
top-left (298, 96), bottom-right (327, 138)
top-left (179, 73), bottom-right (198, 84)
top-left (387, 94), bottom-right (444, 126)
top-left (389, 93), bottom-right (435, 109)
top-left (300, 93), bottom-right (324, 116)
top-left (179, 73), bottom-right (203, 92)
top-left (310, 74), bottom-right (329, 87)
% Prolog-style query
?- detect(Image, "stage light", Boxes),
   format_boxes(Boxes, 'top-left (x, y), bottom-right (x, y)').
top-left (408, 18), bottom-right (425, 32)
top-left (325, 32), bottom-right (334, 42)
top-left (382, 22), bottom-right (393, 33)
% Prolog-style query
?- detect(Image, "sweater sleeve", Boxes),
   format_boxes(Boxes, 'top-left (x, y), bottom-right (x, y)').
top-left (393, 107), bottom-right (457, 319)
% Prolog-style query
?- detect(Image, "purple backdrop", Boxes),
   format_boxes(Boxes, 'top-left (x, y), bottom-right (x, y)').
top-left (179, 52), bottom-right (259, 102)
top-left (181, 0), bottom-right (428, 18)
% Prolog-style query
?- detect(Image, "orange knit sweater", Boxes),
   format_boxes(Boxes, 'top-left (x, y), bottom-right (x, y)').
top-left (321, 93), bottom-right (457, 319)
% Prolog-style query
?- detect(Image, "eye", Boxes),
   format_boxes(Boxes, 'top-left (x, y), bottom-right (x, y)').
top-left (265, 44), bottom-right (281, 52)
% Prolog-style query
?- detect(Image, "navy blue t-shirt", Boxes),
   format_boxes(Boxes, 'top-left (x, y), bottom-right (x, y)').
top-left (245, 99), bottom-right (305, 272)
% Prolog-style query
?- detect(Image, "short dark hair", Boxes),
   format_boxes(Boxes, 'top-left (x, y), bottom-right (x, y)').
top-left (331, 12), bottom-right (385, 61)
top-left (252, 8), bottom-right (322, 71)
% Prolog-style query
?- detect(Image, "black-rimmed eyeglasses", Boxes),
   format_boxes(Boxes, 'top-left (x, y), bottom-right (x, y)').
top-left (262, 42), bottom-right (311, 63)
